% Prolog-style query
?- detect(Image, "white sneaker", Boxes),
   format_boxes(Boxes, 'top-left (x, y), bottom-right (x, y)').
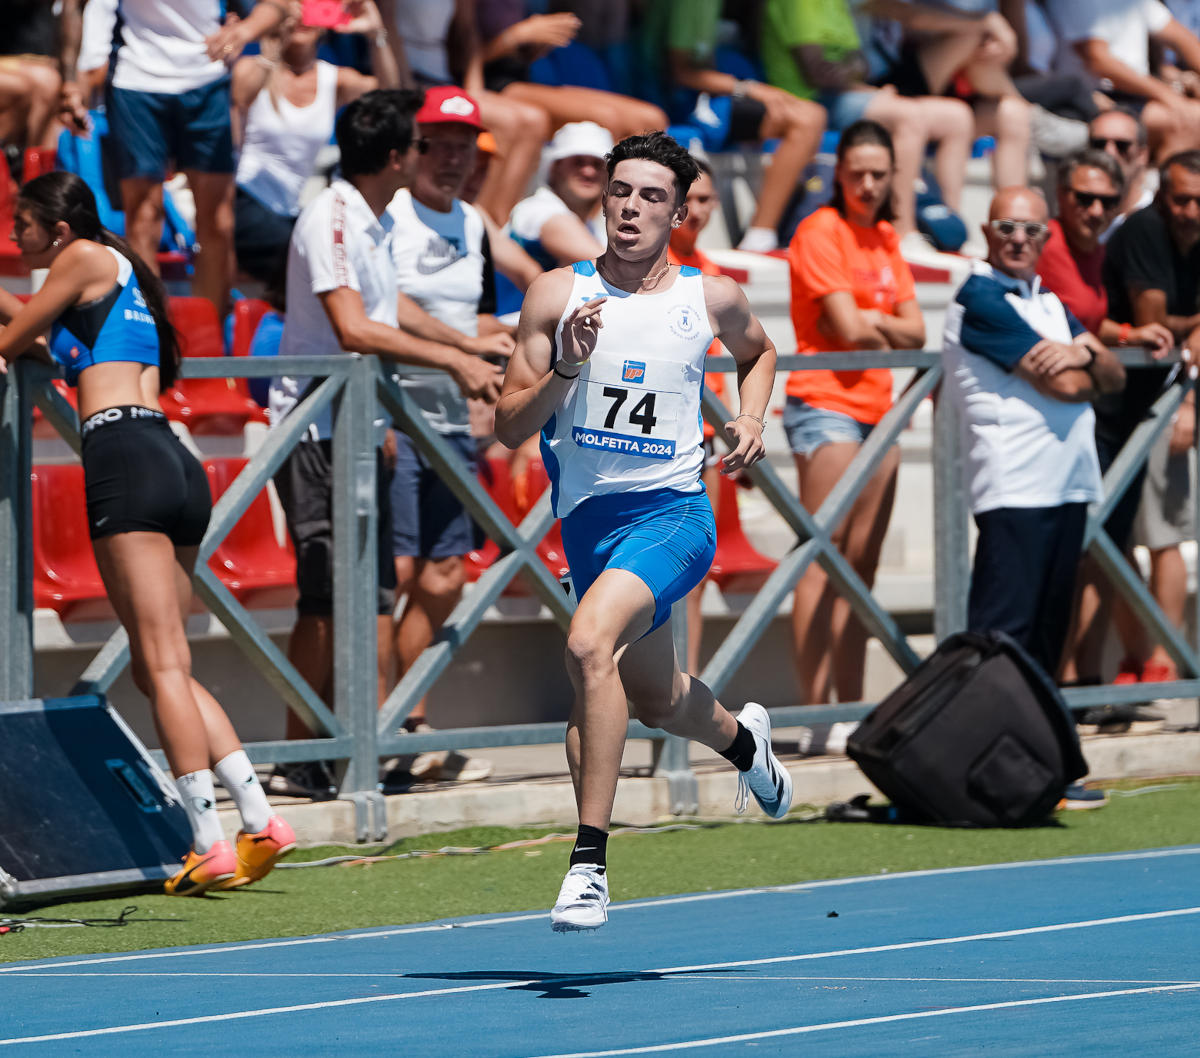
top-left (550, 863), bottom-right (609, 932)
top-left (735, 702), bottom-right (793, 819)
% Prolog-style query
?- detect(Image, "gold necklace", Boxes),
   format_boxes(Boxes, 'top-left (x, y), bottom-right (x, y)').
top-left (601, 259), bottom-right (671, 290)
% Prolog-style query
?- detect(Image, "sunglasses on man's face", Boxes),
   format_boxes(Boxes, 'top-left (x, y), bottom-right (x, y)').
top-left (1089, 136), bottom-right (1136, 157)
top-left (1070, 188), bottom-right (1120, 211)
top-left (989, 219), bottom-right (1048, 240)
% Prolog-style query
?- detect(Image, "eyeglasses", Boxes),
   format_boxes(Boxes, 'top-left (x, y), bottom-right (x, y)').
top-left (1070, 189), bottom-right (1120, 211)
top-left (1089, 136), bottom-right (1136, 157)
top-left (989, 219), bottom-right (1048, 240)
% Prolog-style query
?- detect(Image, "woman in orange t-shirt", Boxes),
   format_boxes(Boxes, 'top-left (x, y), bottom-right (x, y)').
top-left (784, 120), bottom-right (925, 706)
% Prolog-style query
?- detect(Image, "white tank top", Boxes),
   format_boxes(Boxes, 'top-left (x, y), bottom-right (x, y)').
top-left (544, 261), bottom-right (714, 519)
top-left (237, 60), bottom-right (339, 217)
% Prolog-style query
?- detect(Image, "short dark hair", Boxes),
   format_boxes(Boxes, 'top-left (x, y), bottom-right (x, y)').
top-left (606, 131), bottom-right (699, 205)
top-left (692, 155), bottom-right (714, 181)
top-left (831, 119), bottom-right (896, 224)
top-left (1057, 148), bottom-right (1125, 197)
top-left (336, 89), bottom-right (423, 180)
top-left (1091, 105), bottom-right (1148, 148)
top-left (1160, 149), bottom-right (1200, 189)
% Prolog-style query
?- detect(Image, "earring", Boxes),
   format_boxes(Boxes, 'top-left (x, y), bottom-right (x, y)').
top-left (52, 239), bottom-right (61, 247)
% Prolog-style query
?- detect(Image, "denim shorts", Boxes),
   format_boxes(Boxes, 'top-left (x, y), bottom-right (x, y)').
top-left (818, 89), bottom-right (875, 132)
top-left (106, 74), bottom-right (235, 179)
top-left (782, 396), bottom-right (873, 456)
top-left (390, 430), bottom-right (478, 560)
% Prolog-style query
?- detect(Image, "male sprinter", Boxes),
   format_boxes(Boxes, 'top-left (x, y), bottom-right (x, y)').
top-left (495, 131), bottom-right (789, 933)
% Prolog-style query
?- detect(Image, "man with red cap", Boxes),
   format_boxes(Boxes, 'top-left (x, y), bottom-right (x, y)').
top-left (382, 85), bottom-right (511, 783)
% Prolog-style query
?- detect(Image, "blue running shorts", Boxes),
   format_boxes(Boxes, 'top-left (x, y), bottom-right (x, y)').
top-left (561, 488), bottom-right (716, 635)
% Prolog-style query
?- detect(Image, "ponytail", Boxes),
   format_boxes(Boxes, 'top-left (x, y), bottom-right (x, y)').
top-left (17, 171), bottom-right (182, 391)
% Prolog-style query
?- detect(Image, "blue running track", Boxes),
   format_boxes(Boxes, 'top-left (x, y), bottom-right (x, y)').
top-left (1, 847), bottom-right (1197, 1056)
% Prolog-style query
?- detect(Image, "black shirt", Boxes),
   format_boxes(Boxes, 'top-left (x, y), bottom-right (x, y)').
top-left (1097, 204), bottom-right (1196, 446)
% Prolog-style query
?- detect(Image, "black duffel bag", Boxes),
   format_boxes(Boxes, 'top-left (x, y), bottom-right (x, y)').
top-left (846, 631), bottom-right (1088, 827)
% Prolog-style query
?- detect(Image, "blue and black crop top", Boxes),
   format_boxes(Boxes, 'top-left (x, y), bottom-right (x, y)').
top-left (49, 246), bottom-right (161, 385)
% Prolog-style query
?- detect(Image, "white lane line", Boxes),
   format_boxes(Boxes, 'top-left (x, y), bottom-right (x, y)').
top-left (524, 983), bottom-right (1200, 1058)
top-left (0, 907), bottom-right (1196, 1046)
top-left (1, 845), bottom-right (1196, 975)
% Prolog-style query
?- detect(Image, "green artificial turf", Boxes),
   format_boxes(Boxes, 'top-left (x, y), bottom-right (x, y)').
top-left (2, 778), bottom-right (1197, 964)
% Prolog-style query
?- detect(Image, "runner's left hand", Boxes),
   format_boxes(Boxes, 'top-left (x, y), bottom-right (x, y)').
top-left (721, 417), bottom-right (765, 474)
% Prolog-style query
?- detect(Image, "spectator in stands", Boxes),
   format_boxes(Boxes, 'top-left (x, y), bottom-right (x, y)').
top-left (999, 0), bottom-right (1105, 157)
top-left (1074, 150), bottom-right (1200, 686)
top-left (384, 86), bottom-right (513, 784)
top-left (506, 121), bottom-right (612, 271)
top-left (943, 185), bottom-right (1123, 805)
top-left (667, 157), bottom-right (728, 673)
top-left (1046, 0), bottom-right (1200, 160)
top-left (59, 0), bottom-right (291, 314)
top-left (865, 1), bottom-right (1033, 188)
top-left (1039, 149), bottom-right (1173, 350)
top-left (386, 0), bottom-right (551, 223)
top-left (71, 0), bottom-right (119, 110)
top-left (785, 121), bottom-right (925, 706)
top-left (266, 90), bottom-right (502, 799)
top-left (641, 0), bottom-right (827, 253)
top-left (0, 171), bottom-right (297, 893)
top-left (1036, 148), bottom-right (1176, 695)
top-left (475, 2), bottom-right (669, 142)
top-left (0, 0), bottom-right (62, 152)
top-left (761, 0), bottom-right (975, 241)
top-left (1090, 108), bottom-right (1156, 237)
top-left (461, 130), bottom-right (543, 295)
top-left (231, 1), bottom-right (400, 287)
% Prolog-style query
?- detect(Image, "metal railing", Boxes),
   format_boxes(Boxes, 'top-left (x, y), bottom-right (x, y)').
top-left (1, 348), bottom-right (1194, 838)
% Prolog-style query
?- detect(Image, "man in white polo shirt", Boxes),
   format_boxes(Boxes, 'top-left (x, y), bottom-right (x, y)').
top-left (943, 187), bottom-right (1126, 807)
top-left (944, 187), bottom-right (1126, 680)
top-left (267, 88), bottom-right (503, 798)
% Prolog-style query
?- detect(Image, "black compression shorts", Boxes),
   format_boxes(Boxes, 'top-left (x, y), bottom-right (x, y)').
top-left (80, 405), bottom-right (211, 545)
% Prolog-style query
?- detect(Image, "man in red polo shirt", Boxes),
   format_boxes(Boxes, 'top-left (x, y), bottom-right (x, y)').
top-left (1038, 148), bottom-right (1172, 350)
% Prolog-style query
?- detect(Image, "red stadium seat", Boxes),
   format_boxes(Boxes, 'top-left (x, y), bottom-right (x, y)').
top-left (162, 297), bottom-right (268, 435)
top-left (465, 457), bottom-right (569, 593)
top-left (22, 147), bottom-right (56, 184)
top-left (29, 463), bottom-right (114, 621)
top-left (230, 298), bottom-right (271, 357)
top-left (203, 457), bottom-right (297, 610)
top-left (707, 474), bottom-right (776, 593)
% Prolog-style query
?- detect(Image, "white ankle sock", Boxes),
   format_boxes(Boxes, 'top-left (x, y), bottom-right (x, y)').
top-left (212, 750), bottom-right (273, 834)
top-left (175, 770), bottom-right (224, 853)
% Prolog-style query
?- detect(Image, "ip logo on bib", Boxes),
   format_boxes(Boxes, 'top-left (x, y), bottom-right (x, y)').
top-left (622, 360), bottom-right (646, 384)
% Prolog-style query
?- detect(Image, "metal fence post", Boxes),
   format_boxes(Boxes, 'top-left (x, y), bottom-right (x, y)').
top-left (650, 600), bottom-right (698, 815)
top-left (932, 382), bottom-right (969, 641)
top-left (0, 368), bottom-right (34, 699)
top-left (331, 355), bottom-right (381, 815)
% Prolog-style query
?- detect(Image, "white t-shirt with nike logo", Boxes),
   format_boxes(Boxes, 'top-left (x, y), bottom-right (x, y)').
top-left (386, 188), bottom-right (487, 436)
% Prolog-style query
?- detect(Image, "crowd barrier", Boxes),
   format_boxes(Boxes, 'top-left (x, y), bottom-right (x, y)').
top-left (1, 349), bottom-right (1196, 839)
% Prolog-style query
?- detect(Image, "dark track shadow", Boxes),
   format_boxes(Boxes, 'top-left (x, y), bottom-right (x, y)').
top-left (401, 966), bottom-right (745, 1000)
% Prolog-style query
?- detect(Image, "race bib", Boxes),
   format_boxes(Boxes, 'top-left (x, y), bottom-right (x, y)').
top-left (571, 356), bottom-right (686, 460)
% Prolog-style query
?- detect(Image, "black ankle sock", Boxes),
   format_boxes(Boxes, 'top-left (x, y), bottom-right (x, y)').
top-left (719, 722), bottom-right (757, 772)
top-left (569, 824), bottom-right (608, 868)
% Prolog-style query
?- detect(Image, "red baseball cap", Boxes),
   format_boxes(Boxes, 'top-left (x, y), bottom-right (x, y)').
top-left (416, 86), bottom-right (483, 130)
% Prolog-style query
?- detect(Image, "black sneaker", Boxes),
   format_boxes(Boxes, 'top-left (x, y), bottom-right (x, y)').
top-left (267, 760), bottom-right (337, 801)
